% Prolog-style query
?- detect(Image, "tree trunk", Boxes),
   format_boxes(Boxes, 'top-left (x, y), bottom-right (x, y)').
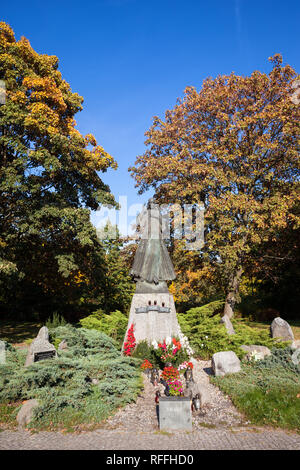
top-left (223, 267), bottom-right (243, 319)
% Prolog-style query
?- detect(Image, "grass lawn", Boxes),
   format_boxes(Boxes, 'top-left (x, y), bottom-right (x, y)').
top-left (212, 348), bottom-right (300, 432)
top-left (238, 318), bottom-right (300, 340)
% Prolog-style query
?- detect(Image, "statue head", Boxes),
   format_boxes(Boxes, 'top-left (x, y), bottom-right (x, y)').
top-left (147, 197), bottom-right (156, 210)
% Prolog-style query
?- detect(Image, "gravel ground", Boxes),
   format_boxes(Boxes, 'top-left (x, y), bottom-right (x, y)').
top-left (1, 359), bottom-right (299, 450)
top-left (104, 359), bottom-right (244, 432)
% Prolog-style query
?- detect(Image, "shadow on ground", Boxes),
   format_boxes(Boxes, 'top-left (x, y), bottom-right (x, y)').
top-left (0, 320), bottom-right (42, 344)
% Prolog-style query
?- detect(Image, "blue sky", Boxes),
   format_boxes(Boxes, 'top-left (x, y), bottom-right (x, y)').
top-left (1, 0), bottom-right (299, 230)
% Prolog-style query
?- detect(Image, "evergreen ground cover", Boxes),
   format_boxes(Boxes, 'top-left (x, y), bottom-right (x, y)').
top-left (178, 301), bottom-right (289, 359)
top-left (0, 325), bottom-right (143, 432)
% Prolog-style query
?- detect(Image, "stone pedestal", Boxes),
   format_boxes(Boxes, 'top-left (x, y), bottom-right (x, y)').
top-left (124, 280), bottom-right (181, 344)
top-left (159, 397), bottom-right (192, 431)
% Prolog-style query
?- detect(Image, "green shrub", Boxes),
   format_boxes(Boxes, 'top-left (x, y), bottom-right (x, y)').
top-left (178, 301), bottom-right (288, 359)
top-left (132, 341), bottom-right (160, 368)
top-left (79, 309), bottom-right (128, 346)
top-left (45, 312), bottom-right (67, 329)
top-left (0, 325), bottom-right (143, 431)
top-left (212, 348), bottom-right (300, 430)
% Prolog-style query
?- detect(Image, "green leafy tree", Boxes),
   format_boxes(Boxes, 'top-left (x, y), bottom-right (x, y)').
top-left (96, 222), bottom-right (135, 314)
top-left (0, 22), bottom-right (117, 318)
top-left (130, 55), bottom-right (300, 318)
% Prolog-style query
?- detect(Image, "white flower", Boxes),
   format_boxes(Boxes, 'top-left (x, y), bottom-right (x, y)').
top-left (178, 330), bottom-right (194, 355)
top-left (166, 336), bottom-right (172, 346)
top-left (249, 351), bottom-right (263, 362)
top-left (151, 340), bottom-right (158, 349)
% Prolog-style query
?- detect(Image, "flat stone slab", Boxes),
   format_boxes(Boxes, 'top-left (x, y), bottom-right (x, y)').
top-left (159, 397), bottom-right (192, 431)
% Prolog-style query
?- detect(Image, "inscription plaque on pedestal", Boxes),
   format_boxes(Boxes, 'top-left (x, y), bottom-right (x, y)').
top-left (34, 350), bottom-right (56, 362)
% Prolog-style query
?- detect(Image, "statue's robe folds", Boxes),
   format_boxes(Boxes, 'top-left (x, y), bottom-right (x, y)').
top-left (130, 239), bottom-right (176, 284)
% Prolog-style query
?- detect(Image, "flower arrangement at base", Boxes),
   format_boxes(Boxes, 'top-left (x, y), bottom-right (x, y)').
top-left (141, 359), bottom-right (153, 370)
top-left (123, 323), bottom-right (136, 356)
top-left (167, 378), bottom-right (184, 396)
top-left (178, 361), bottom-right (194, 373)
top-left (161, 366), bottom-right (180, 382)
top-left (156, 337), bottom-right (183, 365)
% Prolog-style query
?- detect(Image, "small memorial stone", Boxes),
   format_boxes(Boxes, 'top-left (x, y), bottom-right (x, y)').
top-left (220, 315), bottom-right (235, 335)
top-left (58, 339), bottom-right (68, 350)
top-left (25, 326), bottom-right (57, 367)
top-left (270, 317), bottom-right (294, 341)
top-left (159, 397), bottom-right (192, 431)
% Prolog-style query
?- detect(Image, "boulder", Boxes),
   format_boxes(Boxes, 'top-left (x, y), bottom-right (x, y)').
top-left (270, 317), bottom-right (294, 341)
top-left (220, 316), bottom-right (235, 335)
top-left (212, 351), bottom-right (241, 377)
top-left (291, 340), bottom-right (300, 350)
top-left (58, 340), bottom-right (68, 350)
top-left (17, 399), bottom-right (39, 428)
top-left (291, 348), bottom-right (300, 365)
top-left (25, 326), bottom-right (57, 367)
top-left (241, 345), bottom-right (271, 360)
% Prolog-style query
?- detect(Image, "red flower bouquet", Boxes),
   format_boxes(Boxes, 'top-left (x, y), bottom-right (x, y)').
top-left (161, 366), bottom-right (180, 381)
top-left (141, 359), bottom-right (153, 370)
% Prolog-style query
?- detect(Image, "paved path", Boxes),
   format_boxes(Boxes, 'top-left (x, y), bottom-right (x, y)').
top-left (1, 359), bottom-right (300, 450)
top-left (1, 427), bottom-right (300, 450)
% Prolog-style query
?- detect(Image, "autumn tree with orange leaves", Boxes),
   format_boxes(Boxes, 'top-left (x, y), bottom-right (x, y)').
top-left (131, 55), bottom-right (300, 318)
top-left (0, 22), bottom-right (118, 318)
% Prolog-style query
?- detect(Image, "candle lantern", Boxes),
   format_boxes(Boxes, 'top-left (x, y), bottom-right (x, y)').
top-left (192, 393), bottom-right (201, 411)
top-left (160, 378), bottom-right (170, 396)
top-left (151, 368), bottom-right (159, 386)
top-left (184, 366), bottom-right (194, 384)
